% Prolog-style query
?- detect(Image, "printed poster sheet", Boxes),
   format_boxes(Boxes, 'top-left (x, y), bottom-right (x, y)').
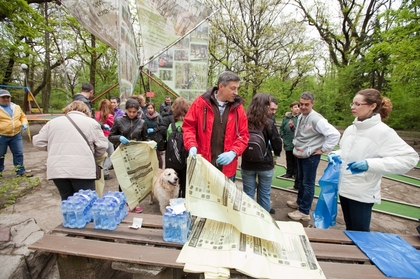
top-left (185, 155), bottom-right (283, 244)
top-left (119, 0), bottom-right (140, 102)
top-left (179, 155), bottom-right (326, 278)
top-left (177, 218), bottom-right (326, 279)
top-left (61, 0), bottom-right (119, 49)
top-left (135, 0), bottom-right (213, 64)
top-left (146, 21), bottom-right (210, 101)
top-left (110, 141), bottom-right (159, 210)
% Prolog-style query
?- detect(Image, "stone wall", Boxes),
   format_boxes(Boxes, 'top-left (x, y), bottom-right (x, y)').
top-left (0, 214), bottom-right (58, 279)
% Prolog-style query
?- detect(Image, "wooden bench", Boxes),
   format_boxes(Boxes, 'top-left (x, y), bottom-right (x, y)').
top-left (29, 213), bottom-right (420, 279)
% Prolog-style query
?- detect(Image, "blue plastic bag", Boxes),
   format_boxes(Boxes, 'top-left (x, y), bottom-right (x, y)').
top-left (313, 157), bottom-right (341, 229)
top-left (345, 231), bottom-right (420, 279)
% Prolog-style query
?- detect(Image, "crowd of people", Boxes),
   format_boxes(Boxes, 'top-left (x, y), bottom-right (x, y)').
top-left (1, 72), bottom-right (418, 232)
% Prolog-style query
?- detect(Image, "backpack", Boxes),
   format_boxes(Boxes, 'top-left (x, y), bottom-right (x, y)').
top-left (165, 122), bottom-right (188, 168)
top-left (242, 127), bottom-right (267, 162)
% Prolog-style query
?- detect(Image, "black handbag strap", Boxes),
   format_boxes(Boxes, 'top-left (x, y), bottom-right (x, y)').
top-left (66, 115), bottom-right (95, 156)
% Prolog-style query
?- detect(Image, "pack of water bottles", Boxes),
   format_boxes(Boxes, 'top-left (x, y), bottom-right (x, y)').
top-left (91, 191), bottom-right (128, 230)
top-left (162, 198), bottom-right (192, 244)
top-left (61, 190), bottom-right (128, 230)
top-left (61, 189), bottom-right (98, 229)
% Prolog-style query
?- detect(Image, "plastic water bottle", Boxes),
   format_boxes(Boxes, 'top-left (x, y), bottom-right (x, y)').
top-left (65, 196), bottom-right (78, 228)
top-left (163, 208), bottom-right (173, 242)
top-left (92, 198), bottom-right (104, 229)
top-left (178, 212), bottom-right (189, 243)
top-left (103, 191), bottom-right (127, 223)
top-left (104, 199), bottom-right (118, 230)
top-left (61, 200), bottom-right (69, 227)
top-left (74, 189), bottom-right (97, 223)
top-left (73, 197), bottom-right (87, 229)
top-left (163, 209), bottom-right (191, 244)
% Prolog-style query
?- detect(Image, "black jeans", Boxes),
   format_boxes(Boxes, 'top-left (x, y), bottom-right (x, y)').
top-left (53, 178), bottom-right (95, 200)
top-left (285, 150), bottom-right (297, 177)
top-left (339, 195), bottom-right (374, 232)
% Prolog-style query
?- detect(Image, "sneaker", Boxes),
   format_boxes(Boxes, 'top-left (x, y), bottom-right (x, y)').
top-left (286, 200), bottom-right (299, 209)
top-left (269, 208), bottom-right (276, 214)
top-left (134, 205), bottom-right (143, 213)
top-left (17, 172), bottom-right (33, 177)
top-left (286, 186), bottom-right (298, 191)
top-left (282, 174), bottom-right (293, 178)
top-left (288, 210), bottom-right (311, 221)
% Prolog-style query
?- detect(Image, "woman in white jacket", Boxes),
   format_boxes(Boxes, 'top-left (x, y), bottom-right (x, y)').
top-left (33, 101), bottom-right (108, 200)
top-left (329, 89), bottom-right (418, 231)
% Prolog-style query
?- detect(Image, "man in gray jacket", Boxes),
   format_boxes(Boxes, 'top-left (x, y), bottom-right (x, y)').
top-left (286, 92), bottom-right (340, 221)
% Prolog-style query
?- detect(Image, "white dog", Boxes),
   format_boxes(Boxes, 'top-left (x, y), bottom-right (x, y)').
top-left (149, 168), bottom-right (180, 215)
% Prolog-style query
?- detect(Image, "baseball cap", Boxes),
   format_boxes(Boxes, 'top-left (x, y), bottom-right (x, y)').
top-left (0, 89), bottom-right (11, 97)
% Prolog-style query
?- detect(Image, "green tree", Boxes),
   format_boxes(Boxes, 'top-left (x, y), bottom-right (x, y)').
top-left (206, 0), bottom-right (316, 100)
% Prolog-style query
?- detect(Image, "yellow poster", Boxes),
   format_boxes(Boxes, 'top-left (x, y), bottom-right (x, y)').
top-left (110, 141), bottom-right (159, 210)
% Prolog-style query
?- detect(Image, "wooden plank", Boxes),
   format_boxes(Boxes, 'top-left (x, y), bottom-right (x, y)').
top-left (29, 235), bottom-right (387, 279)
top-left (28, 234), bottom-right (183, 269)
top-left (121, 213), bottom-right (163, 228)
top-left (319, 262), bottom-right (386, 279)
top-left (52, 224), bottom-right (181, 248)
top-left (51, 227), bottom-right (368, 262)
top-left (400, 235), bottom-right (420, 249)
top-left (305, 228), bottom-right (420, 250)
top-left (311, 243), bottom-right (368, 262)
top-left (305, 228), bottom-right (352, 245)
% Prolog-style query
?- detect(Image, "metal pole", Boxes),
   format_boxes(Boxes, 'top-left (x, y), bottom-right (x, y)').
top-left (90, 83), bottom-right (119, 103)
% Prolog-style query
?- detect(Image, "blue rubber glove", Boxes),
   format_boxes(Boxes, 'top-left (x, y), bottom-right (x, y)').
top-left (22, 124), bottom-right (28, 130)
top-left (328, 153), bottom-right (342, 164)
top-left (119, 136), bottom-right (129, 145)
top-left (347, 160), bottom-right (369, 174)
top-left (103, 124), bottom-right (110, 131)
top-left (147, 128), bottom-right (154, 134)
top-left (154, 144), bottom-right (158, 149)
top-left (216, 151), bottom-right (236, 165)
top-left (189, 147), bottom-right (197, 159)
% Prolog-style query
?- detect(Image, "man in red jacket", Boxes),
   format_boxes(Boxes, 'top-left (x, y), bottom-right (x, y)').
top-left (182, 71), bottom-right (249, 181)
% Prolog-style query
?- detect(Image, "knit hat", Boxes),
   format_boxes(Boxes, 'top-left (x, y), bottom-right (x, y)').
top-left (0, 89), bottom-right (11, 97)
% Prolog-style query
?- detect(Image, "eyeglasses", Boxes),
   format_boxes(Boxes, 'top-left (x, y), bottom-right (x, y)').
top-left (350, 103), bottom-right (368, 108)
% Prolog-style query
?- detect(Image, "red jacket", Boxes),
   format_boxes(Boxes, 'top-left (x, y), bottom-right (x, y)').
top-left (182, 87), bottom-right (249, 177)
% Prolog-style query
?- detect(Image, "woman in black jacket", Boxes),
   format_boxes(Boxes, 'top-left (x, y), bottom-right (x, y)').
top-left (240, 93), bottom-right (283, 214)
top-left (108, 98), bottom-right (150, 213)
top-left (108, 99), bottom-right (149, 146)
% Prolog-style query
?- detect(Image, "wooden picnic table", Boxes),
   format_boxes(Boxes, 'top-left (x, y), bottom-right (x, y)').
top-left (29, 213), bottom-right (420, 279)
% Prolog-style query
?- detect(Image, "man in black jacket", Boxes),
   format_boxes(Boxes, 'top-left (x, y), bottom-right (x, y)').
top-left (73, 82), bottom-right (109, 131)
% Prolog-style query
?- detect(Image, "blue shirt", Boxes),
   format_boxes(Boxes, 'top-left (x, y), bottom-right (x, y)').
top-left (0, 104), bottom-right (13, 117)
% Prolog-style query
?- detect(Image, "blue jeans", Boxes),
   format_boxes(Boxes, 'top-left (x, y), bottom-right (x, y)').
top-left (228, 175), bottom-right (235, 182)
top-left (103, 141), bottom-right (114, 176)
top-left (339, 195), bottom-right (374, 232)
top-left (296, 155), bottom-right (321, 215)
top-left (0, 132), bottom-right (26, 174)
top-left (241, 168), bottom-right (274, 212)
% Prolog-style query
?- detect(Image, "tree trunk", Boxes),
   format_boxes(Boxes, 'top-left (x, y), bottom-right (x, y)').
top-left (90, 34), bottom-right (97, 89)
top-left (42, 2), bottom-right (51, 113)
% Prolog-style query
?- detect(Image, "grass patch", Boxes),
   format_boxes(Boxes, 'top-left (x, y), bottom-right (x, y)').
top-left (0, 171), bottom-right (40, 210)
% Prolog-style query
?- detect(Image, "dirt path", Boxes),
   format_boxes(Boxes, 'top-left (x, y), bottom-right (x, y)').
top-left (1, 123), bottom-right (419, 235)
